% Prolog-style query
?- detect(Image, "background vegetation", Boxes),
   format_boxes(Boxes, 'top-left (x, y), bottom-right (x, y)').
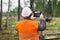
top-left (0, 0), bottom-right (60, 40)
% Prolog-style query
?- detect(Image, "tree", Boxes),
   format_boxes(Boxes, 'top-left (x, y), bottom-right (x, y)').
top-left (35, 0), bottom-right (43, 11)
top-left (0, 0), bottom-right (2, 30)
top-left (56, 1), bottom-right (60, 17)
top-left (53, 0), bottom-right (57, 17)
top-left (46, 0), bottom-right (53, 17)
top-left (5, 0), bottom-right (11, 28)
top-left (53, 0), bottom-right (57, 9)
top-left (30, 0), bottom-right (34, 11)
top-left (13, 7), bottom-right (18, 17)
top-left (18, 0), bottom-right (20, 21)
top-left (43, 0), bottom-right (47, 16)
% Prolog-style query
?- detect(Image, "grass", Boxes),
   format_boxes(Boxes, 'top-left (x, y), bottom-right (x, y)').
top-left (2, 17), bottom-right (60, 30)
top-left (0, 17), bottom-right (60, 40)
top-left (46, 17), bottom-right (60, 30)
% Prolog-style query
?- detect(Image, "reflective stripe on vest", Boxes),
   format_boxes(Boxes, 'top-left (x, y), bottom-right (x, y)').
top-left (19, 33), bottom-right (37, 37)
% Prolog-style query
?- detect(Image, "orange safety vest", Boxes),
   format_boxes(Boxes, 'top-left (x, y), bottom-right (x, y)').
top-left (16, 20), bottom-right (39, 40)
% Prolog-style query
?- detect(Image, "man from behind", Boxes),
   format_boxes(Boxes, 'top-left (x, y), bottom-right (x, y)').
top-left (16, 7), bottom-right (46, 40)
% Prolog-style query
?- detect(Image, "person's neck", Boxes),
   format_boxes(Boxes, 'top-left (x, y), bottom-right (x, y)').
top-left (24, 18), bottom-right (31, 20)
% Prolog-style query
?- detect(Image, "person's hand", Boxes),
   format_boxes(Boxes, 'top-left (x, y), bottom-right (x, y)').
top-left (40, 14), bottom-right (44, 19)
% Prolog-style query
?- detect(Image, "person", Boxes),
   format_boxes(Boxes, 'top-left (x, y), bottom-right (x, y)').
top-left (16, 7), bottom-right (46, 40)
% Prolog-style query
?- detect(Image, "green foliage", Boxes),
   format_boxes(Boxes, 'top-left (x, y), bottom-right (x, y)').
top-left (53, 0), bottom-right (60, 17)
top-left (35, 0), bottom-right (43, 11)
top-left (56, 1), bottom-right (60, 17)
top-left (2, 17), bottom-right (60, 30)
top-left (53, 0), bottom-right (57, 9)
top-left (9, 18), bottom-right (17, 26)
top-left (45, 0), bottom-right (53, 16)
top-left (2, 17), bottom-right (17, 30)
top-left (35, 0), bottom-right (60, 17)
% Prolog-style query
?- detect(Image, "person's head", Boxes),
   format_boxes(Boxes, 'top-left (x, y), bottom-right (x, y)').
top-left (22, 7), bottom-right (34, 20)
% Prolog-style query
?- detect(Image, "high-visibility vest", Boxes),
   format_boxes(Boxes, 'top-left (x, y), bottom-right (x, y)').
top-left (19, 33), bottom-right (37, 37)
top-left (16, 20), bottom-right (39, 40)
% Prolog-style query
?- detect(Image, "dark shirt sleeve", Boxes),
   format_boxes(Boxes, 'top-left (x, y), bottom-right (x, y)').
top-left (38, 19), bottom-right (46, 31)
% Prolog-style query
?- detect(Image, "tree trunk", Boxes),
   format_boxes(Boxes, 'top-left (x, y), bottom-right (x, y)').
top-left (5, 0), bottom-right (10, 28)
top-left (30, 0), bottom-right (34, 11)
top-left (43, 0), bottom-right (47, 17)
top-left (0, 0), bottom-right (2, 30)
top-left (53, 0), bottom-right (57, 17)
top-left (18, 0), bottom-right (20, 21)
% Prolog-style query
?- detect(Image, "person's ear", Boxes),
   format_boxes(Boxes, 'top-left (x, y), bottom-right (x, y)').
top-left (30, 14), bottom-right (34, 19)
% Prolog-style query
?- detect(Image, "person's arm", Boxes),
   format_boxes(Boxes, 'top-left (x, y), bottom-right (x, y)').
top-left (38, 19), bottom-right (46, 31)
top-left (38, 14), bottom-right (46, 31)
